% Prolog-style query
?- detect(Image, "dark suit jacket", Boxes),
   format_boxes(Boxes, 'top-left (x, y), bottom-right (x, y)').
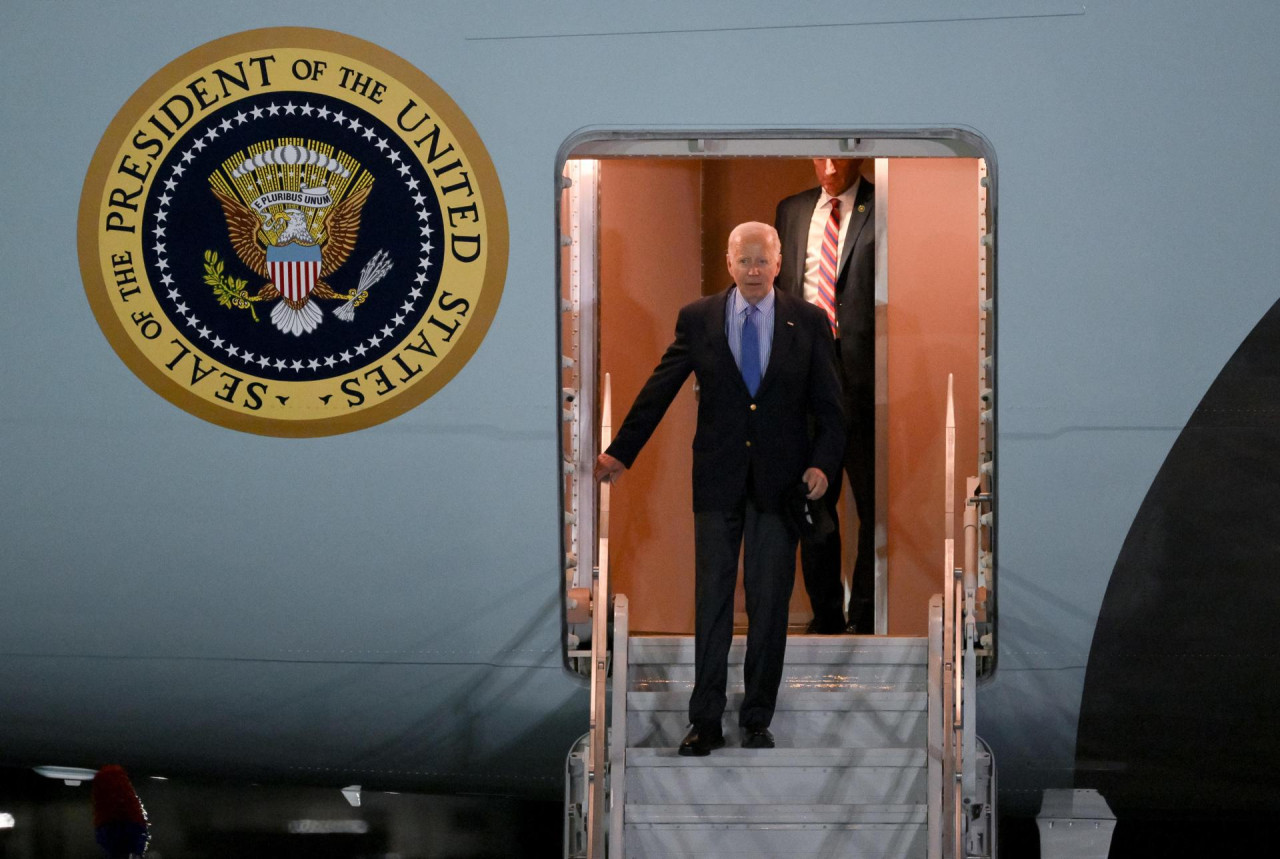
top-left (774, 180), bottom-right (876, 420)
top-left (606, 287), bottom-right (845, 513)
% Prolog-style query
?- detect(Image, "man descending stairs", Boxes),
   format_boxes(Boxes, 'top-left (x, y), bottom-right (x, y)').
top-left (623, 634), bottom-right (929, 859)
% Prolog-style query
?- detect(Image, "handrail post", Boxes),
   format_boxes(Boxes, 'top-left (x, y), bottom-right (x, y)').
top-left (953, 572), bottom-right (965, 858)
top-left (609, 594), bottom-right (629, 857)
top-left (962, 478), bottom-right (980, 807)
top-left (586, 375), bottom-right (612, 858)
top-left (939, 377), bottom-right (994, 858)
top-left (927, 594), bottom-right (944, 859)
top-left (941, 375), bottom-right (957, 855)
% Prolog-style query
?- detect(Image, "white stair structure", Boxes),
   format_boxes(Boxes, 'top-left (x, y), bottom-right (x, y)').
top-left (565, 376), bottom-right (995, 857)
top-left (622, 634), bottom-right (929, 859)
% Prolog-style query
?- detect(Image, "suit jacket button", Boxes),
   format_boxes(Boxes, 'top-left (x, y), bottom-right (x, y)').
top-left (745, 440), bottom-right (752, 447)
top-left (749, 403), bottom-right (757, 411)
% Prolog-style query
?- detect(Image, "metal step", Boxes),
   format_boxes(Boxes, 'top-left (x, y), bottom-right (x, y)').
top-left (626, 802), bottom-right (926, 825)
top-left (625, 751), bottom-right (926, 806)
top-left (627, 708), bottom-right (928, 750)
top-left (630, 690), bottom-right (925, 712)
top-left (628, 748), bottom-right (927, 768)
top-left (630, 662), bottom-right (927, 690)
top-left (629, 635), bottom-right (927, 667)
top-left (627, 686), bottom-right (927, 750)
top-left (623, 821), bottom-right (927, 858)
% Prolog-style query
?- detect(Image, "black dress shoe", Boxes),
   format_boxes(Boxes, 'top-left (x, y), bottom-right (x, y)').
top-left (805, 618), bottom-right (846, 635)
top-left (847, 605), bottom-right (875, 634)
top-left (741, 727), bottom-right (775, 749)
top-left (678, 725), bottom-right (725, 757)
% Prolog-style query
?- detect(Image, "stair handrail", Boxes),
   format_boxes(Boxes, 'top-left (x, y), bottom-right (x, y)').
top-left (931, 374), bottom-right (987, 859)
top-left (962, 479), bottom-right (980, 806)
top-left (608, 593), bottom-right (629, 857)
top-left (942, 374), bottom-right (959, 857)
top-left (586, 374), bottom-right (613, 857)
top-left (927, 594), bottom-right (944, 859)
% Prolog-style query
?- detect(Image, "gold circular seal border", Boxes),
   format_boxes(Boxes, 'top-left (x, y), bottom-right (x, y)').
top-left (78, 27), bottom-right (508, 437)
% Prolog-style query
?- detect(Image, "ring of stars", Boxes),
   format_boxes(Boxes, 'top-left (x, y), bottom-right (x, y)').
top-left (150, 99), bottom-right (439, 379)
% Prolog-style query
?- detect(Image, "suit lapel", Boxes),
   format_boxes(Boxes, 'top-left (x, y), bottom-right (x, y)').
top-left (839, 179), bottom-right (874, 277)
top-left (707, 288), bottom-right (748, 392)
top-left (708, 289), bottom-right (732, 356)
top-left (756, 290), bottom-right (796, 398)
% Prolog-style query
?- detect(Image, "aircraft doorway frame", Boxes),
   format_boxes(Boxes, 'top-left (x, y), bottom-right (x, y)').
top-left (556, 129), bottom-right (998, 677)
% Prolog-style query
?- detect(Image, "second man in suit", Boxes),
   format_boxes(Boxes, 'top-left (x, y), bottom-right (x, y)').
top-left (775, 158), bottom-right (877, 634)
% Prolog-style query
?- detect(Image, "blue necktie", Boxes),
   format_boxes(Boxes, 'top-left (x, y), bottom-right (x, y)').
top-left (741, 305), bottom-right (761, 396)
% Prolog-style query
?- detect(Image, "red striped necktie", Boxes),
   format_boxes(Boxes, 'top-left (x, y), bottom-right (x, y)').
top-left (817, 198), bottom-right (840, 335)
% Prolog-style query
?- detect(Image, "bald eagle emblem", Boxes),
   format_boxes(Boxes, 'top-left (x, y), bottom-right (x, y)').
top-left (207, 141), bottom-right (392, 336)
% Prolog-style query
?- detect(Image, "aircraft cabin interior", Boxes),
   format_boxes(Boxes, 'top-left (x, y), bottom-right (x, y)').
top-left (557, 137), bottom-right (995, 656)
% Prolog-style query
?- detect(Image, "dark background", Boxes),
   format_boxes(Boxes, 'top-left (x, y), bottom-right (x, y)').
top-left (2, 765), bottom-right (1271, 858)
top-left (0, 766), bottom-right (560, 859)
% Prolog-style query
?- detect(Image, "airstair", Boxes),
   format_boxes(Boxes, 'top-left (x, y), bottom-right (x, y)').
top-left (622, 634), bottom-right (930, 857)
top-left (565, 376), bottom-right (995, 858)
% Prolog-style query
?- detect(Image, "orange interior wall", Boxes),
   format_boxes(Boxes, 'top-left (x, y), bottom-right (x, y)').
top-left (600, 159), bottom-right (833, 632)
top-left (885, 159), bottom-right (981, 635)
top-left (700, 160), bottom-right (817, 295)
top-left (599, 160), bottom-right (702, 633)
top-left (597, 157), bottom-right (978, 635)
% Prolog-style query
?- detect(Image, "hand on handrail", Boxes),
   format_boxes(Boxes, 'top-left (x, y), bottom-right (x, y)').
top-left (595, 453), bottom-right (625, 483)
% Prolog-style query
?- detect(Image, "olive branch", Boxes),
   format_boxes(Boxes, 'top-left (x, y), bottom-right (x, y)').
top-left (203, 250), bottom-right (258, 322)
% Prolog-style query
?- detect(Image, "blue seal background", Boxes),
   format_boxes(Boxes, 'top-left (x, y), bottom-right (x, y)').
top-left (142, 94), bottom-right (445, 382)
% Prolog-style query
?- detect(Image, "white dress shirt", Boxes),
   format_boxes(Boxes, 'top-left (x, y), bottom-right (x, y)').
top-left (725, 286), bottom-right (775, 379)
top-left (801, 177), bottom-right (861, 322)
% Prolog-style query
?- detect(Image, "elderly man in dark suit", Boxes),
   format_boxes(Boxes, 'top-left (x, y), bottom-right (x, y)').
top-left (774, 158), bottom-right (877, 635)
top-left (595, 222), bottom-right (845, 755)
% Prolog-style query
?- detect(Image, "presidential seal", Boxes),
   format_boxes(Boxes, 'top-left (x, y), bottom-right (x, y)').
top-left (79, 28), bottom-right (507, 436)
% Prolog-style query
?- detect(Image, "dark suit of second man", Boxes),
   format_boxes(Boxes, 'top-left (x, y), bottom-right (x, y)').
top-left (775, 159), bottom-right (877, 633)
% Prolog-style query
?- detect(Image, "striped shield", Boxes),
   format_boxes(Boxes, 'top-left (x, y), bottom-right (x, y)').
top-left (267, 243), bottom-right (323, 303)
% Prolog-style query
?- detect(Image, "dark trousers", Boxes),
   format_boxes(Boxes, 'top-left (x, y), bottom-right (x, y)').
top-left (800, 407), bottom-right (875, 632)
top-left (689, 497), bottom-right (798, 730)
